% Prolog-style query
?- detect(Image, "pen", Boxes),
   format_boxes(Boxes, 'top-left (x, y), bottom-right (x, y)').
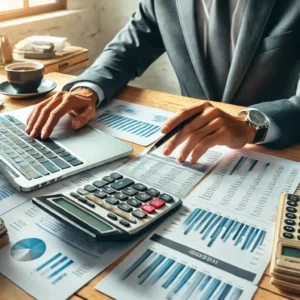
top-left (150, 113), bottom-right (201, 152)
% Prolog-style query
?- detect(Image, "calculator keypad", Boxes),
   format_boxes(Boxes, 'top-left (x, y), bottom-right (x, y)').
top-left (69, 172), bottom-right (180, 233)
top-left (281, 194), bottom-right (300, 241)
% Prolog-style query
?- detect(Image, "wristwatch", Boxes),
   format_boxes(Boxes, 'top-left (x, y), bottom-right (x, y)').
top-left (238, 109), bottom-right (269, 144)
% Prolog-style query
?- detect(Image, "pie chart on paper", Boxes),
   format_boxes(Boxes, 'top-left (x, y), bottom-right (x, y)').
top-left (10, 238), bottom-right (46, 262)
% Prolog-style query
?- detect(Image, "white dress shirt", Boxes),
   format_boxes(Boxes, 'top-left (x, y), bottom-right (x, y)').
top-left (71, 0), bottom-right (279, 144)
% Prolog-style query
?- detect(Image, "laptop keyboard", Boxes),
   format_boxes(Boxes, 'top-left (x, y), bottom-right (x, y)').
top-left (0, 114), bottom-right (83, 180)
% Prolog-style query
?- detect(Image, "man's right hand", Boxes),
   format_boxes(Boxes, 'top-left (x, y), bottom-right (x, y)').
top-left (25, 87), bottom-right (98, 139)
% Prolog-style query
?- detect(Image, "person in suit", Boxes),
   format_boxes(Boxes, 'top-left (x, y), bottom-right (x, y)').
top-left (25, 0), bottom-right (300, 163)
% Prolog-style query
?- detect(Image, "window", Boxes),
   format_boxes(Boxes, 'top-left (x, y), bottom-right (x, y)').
top-left (0, 0), bottom-right (66, 22)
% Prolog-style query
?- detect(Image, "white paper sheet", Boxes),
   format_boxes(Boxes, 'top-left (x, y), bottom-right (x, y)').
top-left (96, 234), bottom-right (257, 300)
top-left (95, 149), bottom-right (300, 299)
top-left (0, 199), bottom-right (139, 300)
top-left (118, 145), bottom-right (228, 198)
top-left (186, 149), bottom-right (300, 224)
top-left (88, 99), bottom-right (174, 146)
top-left (178, 149), bottom-right (300, 284)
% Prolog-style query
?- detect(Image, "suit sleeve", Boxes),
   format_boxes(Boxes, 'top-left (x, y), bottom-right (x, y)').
top-left (62, 0), bottom-right (165, 102)
top-left (251, 95), bottom-right (300, 148)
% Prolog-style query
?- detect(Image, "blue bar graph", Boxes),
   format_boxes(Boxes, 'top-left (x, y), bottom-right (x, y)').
top-left (47, 259), bottom-right (74, 279)
top-left (0, 184), bottom-right (15, 200)
top-left (96, 111), bottom-right (161, 138)
top-left (121, 249), bottom-right (244, 300)
top-left (32, 252), bottom-right (73, 285)
top-left (35, 252), bottom-right (62, 272)
top-left (183, 208), bottom-right (266, 252)
top-left (229, 157), bottom-right (269, 175)
top-left (52, 272), bottom-right (67, 285)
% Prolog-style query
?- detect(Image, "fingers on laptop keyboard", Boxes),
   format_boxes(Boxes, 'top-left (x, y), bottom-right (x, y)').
top-left (0, 115), bottom-right (84, 179)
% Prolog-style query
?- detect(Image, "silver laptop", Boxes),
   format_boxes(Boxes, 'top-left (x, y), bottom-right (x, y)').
top-left (0, 106), bottom-right (133, 192)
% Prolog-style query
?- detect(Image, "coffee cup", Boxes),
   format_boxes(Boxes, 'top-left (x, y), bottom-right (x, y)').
top-left (5, 62), bottom-right (44, 93)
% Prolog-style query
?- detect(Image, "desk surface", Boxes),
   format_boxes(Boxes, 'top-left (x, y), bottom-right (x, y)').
top-left (0, 72), bottom-right (300, 300)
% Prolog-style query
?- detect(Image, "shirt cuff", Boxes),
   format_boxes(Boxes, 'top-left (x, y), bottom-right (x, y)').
top-left (261, 113), bottom-right (280, 144)
top-left (70, 82), bottom-right (105, 108)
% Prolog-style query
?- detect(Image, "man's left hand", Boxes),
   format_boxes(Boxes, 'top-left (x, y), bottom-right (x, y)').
top-left (161, 102), bottom-right (256, 164)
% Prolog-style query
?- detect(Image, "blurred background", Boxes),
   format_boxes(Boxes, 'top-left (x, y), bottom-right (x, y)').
top-left (0, 1), bottom-right (299, 95)
top-left (0, 0), bottom-right (181, 95)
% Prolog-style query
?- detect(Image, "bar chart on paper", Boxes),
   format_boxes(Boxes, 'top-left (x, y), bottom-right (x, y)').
top-left (89, 100), bottom-right (174, 146)
top-left (182, 208), bottom-right (266, 252)
top-left (229, 156), bottom-right (270, 175)
top-left (0, 184), bottom-right (15, 200)
top-left (122, 249), bottom-right (243, 300)
top-left (159, 205), bottom-right (272, 283)
top-left (96, 245), bottom-right (257, 300)
top-left (31, 252), bottom-right (74, 285)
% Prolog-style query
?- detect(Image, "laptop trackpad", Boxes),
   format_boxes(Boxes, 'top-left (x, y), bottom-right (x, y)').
top-left (50, 114), bottom-right (131, 164)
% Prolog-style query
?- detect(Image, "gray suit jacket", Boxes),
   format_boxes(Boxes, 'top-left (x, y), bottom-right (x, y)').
top-left (64, 0), bottom-right (300, 148)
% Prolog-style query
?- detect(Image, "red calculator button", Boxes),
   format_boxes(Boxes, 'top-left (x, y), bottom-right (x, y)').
top-left (141, 204), bottom-right (156, 214)
top-left (149, 198), bottom-right (166, 209)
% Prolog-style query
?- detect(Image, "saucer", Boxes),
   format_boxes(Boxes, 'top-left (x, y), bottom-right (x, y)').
top-left (0, 79), bottom-right (57, 99)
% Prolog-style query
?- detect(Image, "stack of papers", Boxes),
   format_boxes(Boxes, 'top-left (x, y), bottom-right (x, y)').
top-left (96, 149), bottom-right (300, 300)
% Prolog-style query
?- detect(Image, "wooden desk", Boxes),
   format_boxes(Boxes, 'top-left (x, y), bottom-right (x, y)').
top-left (1, 72), bottom-right (300, 300)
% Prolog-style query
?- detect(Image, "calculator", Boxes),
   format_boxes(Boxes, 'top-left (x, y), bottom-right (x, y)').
top-left (270, 193), bottom-right (300, 293)
top-left (33, 172), bottom-right (182, 240)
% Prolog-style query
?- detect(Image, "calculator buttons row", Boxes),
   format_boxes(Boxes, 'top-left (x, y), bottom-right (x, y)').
top-left (70, 173), bottom-right (176, 230)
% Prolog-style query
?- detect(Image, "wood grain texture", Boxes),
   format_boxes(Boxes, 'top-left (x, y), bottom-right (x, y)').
top-left (1, 72), bottom-right (300, 300)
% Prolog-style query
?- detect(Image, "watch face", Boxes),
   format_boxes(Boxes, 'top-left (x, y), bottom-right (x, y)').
top-left (248, 110), bottom-right (267, 126)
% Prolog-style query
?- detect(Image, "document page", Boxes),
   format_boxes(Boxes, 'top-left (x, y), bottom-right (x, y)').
top-left (187, 149), bottom-right (300, 224)
top-left (0, 199), bottom-right (139, 300)
top-left (178, 149), bottom-right (300, 284)
top-left (119, 145), bottom-right (228, 198)
top-left (89, 99), bottom-right (174, 146)
top-left (96, 234), bottom-right (257, 300)
top-left (96, 149), bottom-right (300, 299)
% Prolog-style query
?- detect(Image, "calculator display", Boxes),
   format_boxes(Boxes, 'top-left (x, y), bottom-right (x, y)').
top-left (282, 246), bottom-right (300, 259)
top-left (54, 198), bottom-right (113, 232)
